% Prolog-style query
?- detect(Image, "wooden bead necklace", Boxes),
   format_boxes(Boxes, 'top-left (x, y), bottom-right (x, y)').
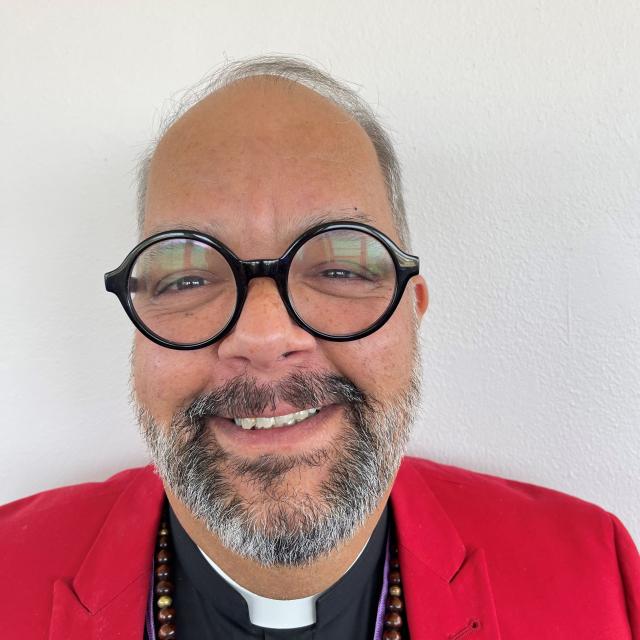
top-left (153, 511), bottom-right (407, 639)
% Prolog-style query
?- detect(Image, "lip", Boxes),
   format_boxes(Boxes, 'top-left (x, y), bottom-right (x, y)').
top-left (208, 403), bottom-right (341, 454)
top-left (217, 403), bottom-right (321, 421)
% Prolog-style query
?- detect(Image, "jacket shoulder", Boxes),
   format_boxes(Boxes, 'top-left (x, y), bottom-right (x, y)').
top-left (0, 466), bottom-right (161, 639)
top-left (398, 457), bottom-right (640, 634)
top-left (401, 455), bottom-right (615, 533)
top-left (1, 466), bottom-right (150, 527)
top-left (0, 466), bottom-right (154, 570)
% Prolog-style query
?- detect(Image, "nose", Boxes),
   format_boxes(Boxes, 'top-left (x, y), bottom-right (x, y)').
top-left (216, 277), bottom-right (316, 372)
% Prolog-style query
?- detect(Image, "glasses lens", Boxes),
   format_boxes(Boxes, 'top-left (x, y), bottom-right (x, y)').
top-left (288, 229), bottom-right (397, 336)
top-left (129, 238), bottom-right (236, 345)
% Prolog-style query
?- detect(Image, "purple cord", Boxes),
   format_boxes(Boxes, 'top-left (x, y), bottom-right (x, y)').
top-left (373, 532), bottom-right (391, 640)
top-left (145, 564), bottom-right (155, 640)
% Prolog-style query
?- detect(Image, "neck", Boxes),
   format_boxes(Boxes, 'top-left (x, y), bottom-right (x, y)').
top-left (166, 488), bottom-right (391, 599)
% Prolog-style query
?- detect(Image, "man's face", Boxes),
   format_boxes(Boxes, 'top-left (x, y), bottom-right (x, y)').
top-left (133, 78), bottom-right (428, 565)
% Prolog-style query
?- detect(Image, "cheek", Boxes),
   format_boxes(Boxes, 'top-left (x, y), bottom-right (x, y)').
top-left (132, 335), bottom-right (212, 422)
top-left (323, 299), bottom-right (416, 400)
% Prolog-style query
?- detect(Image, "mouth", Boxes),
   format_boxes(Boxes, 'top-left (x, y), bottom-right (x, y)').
top-left (231, 407), bottom-right (321, 430)
top-left (208, 404), bottom-right (339, 451)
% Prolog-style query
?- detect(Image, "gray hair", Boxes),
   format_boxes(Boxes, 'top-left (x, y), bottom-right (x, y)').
top-left (136, 55), bottom-right (411, 248)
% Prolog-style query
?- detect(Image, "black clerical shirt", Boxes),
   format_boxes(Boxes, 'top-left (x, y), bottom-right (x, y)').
top-left (167, 505), bottom-right (389, 639)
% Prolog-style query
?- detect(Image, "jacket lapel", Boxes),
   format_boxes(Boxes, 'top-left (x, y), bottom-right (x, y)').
top-left (391, 459), bottom-right (501, 639)
top-left (48, 467), bottom-right (165, 640)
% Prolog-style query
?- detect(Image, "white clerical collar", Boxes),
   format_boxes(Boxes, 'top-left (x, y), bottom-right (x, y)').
top-left (197, 539), bottom-right (370, 629)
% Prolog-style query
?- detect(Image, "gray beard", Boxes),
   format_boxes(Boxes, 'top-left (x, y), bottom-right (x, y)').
top-left (135, 359), bottom-right (421, 567)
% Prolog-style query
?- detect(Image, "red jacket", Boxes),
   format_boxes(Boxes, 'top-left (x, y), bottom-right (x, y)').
top-left (2, 457), bottom-right (638, 639)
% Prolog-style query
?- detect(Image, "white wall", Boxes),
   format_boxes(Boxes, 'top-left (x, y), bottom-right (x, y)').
top-left (1, 1), bottom-right (638, 542)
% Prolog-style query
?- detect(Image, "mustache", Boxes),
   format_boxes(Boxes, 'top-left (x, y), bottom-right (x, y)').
top-left (179, 370), bottom-right (369, 425)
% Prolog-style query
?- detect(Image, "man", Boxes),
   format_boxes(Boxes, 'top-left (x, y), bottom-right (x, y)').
top-left (2, 56), bottom-right (638, 639)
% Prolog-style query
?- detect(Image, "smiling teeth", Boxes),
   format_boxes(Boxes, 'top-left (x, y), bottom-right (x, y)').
top-left (233, 408), bottom-right (319, 430)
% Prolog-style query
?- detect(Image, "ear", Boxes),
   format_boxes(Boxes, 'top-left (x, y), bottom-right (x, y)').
top-left (412, 275), bottom-right (429, 319)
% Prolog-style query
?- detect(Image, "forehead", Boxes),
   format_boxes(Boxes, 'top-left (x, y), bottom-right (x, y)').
top-left (143, 77), bottom-right (396, 250)
top-left (146, 209), bottom-right (376, 239)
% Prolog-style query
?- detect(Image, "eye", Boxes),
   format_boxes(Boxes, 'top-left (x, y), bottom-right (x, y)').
top-left (320, 268), bottom-right (363, 279)
top-left (156, 274), bottom-right (209, 295)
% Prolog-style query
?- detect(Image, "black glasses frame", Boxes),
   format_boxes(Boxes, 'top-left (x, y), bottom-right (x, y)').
top-left (104, 220), bottom-right (420, 350)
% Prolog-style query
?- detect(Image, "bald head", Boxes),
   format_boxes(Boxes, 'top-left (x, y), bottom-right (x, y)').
top-left (144, 76), bottom-right (391, 244)
top-left (137, 56), bottom-right (410, 248)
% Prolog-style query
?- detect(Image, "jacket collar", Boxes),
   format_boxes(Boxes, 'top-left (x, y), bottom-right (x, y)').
top-left (72, 466), bottom-right (165, 611)
top-left (48, 466), bottom-right (165, 640)
top-left (391, 457), bottom-right (501, 639)
top-left (391, 457), bottom-right (466, 581)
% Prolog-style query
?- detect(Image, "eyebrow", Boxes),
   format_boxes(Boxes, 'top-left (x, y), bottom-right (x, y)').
top-left (145, 210), bottom-right (375, 238)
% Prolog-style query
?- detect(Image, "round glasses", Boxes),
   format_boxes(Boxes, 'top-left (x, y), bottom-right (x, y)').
top-left (104, 221), bottom-right (420, 350)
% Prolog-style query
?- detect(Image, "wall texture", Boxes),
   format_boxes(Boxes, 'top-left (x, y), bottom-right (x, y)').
top-left (1, 1), bottom-right (638, 542)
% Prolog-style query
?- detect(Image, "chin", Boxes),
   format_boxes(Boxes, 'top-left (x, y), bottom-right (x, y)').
top-left (230, 466), bottom-right (331, 517)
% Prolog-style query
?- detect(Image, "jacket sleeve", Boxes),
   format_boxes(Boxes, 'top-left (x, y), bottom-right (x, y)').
top-left (611, 513), bottom-right (640, 637)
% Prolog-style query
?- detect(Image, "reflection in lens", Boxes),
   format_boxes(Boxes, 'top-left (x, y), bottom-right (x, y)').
top-left (130, 238), bottom-right (236, 344)
top-left (288, 229), bottom-right (396, 336)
